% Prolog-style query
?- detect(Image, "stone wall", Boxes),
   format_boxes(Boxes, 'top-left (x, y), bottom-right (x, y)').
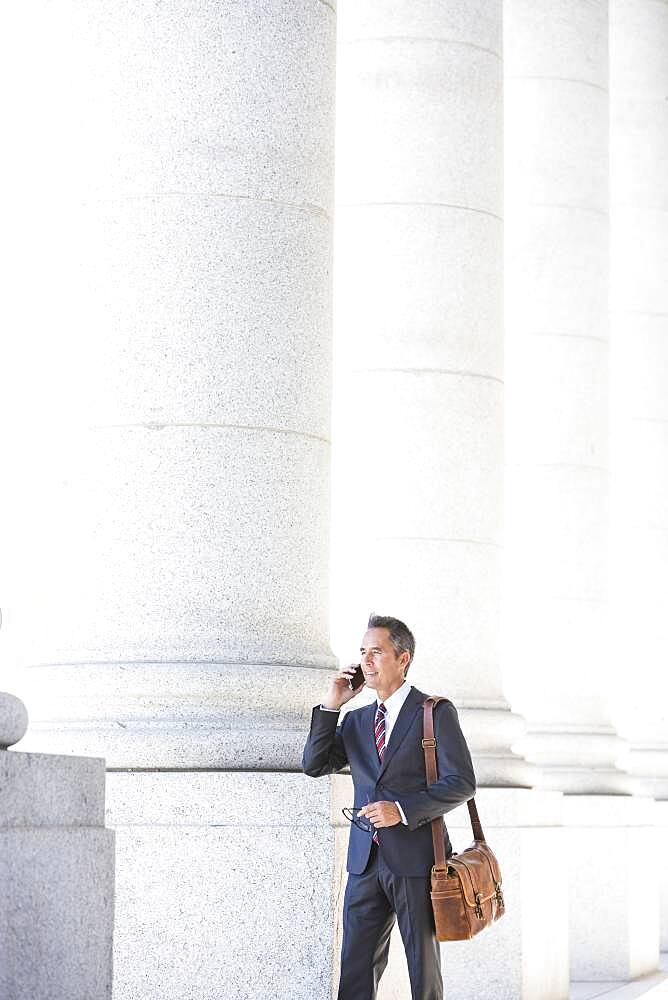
top-left (0, 693), bottom-right (114, 1000)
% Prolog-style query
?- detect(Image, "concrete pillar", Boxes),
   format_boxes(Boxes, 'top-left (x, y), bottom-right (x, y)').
top-left (6, 3), bottom-right (337, 998)
top-left (609, 0), bottom-right (668, 797)
top-left (564, 796), bottom-right (659, 981)
top-left (332, 1), bottom-right (527, 786)
top-left (10, 0), bottom-right (336, 769)
top-left (609, 0), bottom-right (668, 963)
top-left (331, 5), bottom-right (560, 999)
top-left (504, 0), bottom-right (621, 792)
top-left (0, 693), bottom-right (114, 1000)
top-left (503, 0), bottom-right (660, 985)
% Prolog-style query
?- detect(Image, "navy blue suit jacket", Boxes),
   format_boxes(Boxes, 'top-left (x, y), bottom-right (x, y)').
top-left (302, 686), bottom-right (476, 876)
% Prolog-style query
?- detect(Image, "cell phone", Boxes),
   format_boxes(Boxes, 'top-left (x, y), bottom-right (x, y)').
top-left (348, 664), bottom-right (365, 691)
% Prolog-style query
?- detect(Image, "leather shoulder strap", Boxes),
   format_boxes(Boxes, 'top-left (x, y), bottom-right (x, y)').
top-left (422, 697), bottom-right (484, 873)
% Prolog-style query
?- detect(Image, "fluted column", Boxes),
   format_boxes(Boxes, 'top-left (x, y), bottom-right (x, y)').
top-left (609, 0), bottom-right (668, 956)
top-left (7, 1), bottom-right (336, 770)
top-left (503, 0), bottom-right (623, 793)
top-left (332, 0), bottom-right (528, 789)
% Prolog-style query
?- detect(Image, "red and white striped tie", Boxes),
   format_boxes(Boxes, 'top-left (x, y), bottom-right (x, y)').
top-left (372, 702), bottom-right (387, 845)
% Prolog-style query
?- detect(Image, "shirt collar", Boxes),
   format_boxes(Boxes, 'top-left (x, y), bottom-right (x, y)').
top-left (377, 680), bottom-right (412, 714)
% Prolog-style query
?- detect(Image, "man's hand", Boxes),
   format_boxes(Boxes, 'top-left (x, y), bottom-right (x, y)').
top-left (322, 664), bottom-right (364, 711)
top-left (358, 801), bottom-right (402, 828)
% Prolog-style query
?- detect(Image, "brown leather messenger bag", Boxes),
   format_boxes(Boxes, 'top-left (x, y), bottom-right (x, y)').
top-left (423, 697), bottom-right (505, 941)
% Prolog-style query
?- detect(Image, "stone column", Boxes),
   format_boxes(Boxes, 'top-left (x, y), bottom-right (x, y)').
top-left (609, 0), bottom-right (668, 797)
top-left (6, 3), bottom-right (338, 999)
top-left (0, 692), bottom-right (114, 1000)
top-left (332, 5), bottom-right (566, 999)
top-left (10, 0), bottom-right (336, 769)
top-left (504, 0), bottom-right (658, 983)
top-left (332, 0), bottom-right (527, 789)
top-left (609, 0), bottom-right (668, 954)
top-left (504, 0), bottom-right (620, 793)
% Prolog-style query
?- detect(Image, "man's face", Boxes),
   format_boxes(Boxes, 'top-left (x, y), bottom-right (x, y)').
top-left (359, 627), bottom-right (409, 693)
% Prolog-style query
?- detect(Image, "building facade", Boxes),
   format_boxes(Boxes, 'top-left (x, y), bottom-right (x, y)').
top-left (3, 1), bottom-right (667, 998)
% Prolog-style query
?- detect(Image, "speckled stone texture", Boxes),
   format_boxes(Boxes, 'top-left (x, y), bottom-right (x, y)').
top-left (106, 771), bottom-right (346, 1000)
top-left (0, 751), bottom-right (114, 1000)
top-left (17, 661), bottom-right (335, 769)
top-left (9, 0), bottom-right (337, 771)
top-left (0, 692), bottom-right (28, 748)
top-left (608, 0), bottom-right (668, 797)
top-left (564, 795), bottom-right (659, 981)
top-left (0, 751), bottom-right (106, 827)
top-left (331, 0), bottom-right (528, 787)
top-left (503, 0), bottom-right (621, 788)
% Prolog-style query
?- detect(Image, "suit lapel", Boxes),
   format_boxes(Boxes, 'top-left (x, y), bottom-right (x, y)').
top-left (377, 687), bottom-right (424, 780)
top-left (360, 701), bottom-right (381, 773)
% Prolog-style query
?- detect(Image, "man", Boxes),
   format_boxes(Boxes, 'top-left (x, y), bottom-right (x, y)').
top-left (302, 614), bottom-right (476, 1000)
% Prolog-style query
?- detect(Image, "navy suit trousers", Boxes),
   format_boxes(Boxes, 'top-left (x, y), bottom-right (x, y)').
top-left (338, 843), bottom-right (442, 1000)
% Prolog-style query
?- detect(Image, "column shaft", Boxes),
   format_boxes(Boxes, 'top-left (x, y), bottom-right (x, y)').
top-left (5, 5), bottom-right (340, 999)
top-left (504, 0), bottom-right (661, 984)
top-left (332, 0), bottom-right (528, 788)
top-left (332, 5), bottom-right (553, 998)
top-left (609, 0), bottom-right (668, 964)
top-left (504, 0), bottom-right (624, 792)
top-left (7, 0), bottom-right (337, 770)
top-left (609, 0), bottom-right (668, 799)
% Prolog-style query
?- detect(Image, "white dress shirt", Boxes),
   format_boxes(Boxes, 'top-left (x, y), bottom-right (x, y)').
top-left (377, 680), bottom-right (412, 746)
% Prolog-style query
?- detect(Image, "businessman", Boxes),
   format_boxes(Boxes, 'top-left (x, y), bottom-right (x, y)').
top-left (302, 614), bottom-right (476, 1000)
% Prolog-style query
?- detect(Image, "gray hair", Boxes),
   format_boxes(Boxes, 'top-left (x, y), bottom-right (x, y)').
top-left (367, 614), bottom-right (416, 672)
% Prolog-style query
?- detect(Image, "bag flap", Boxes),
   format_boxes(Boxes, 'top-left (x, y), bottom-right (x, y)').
top-left (447, 847), bottom-right (501, 908)
top-left (475, 841), bottom-right (502, 884)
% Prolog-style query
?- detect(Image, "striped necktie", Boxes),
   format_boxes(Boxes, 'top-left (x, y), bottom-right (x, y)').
top-left (372, 702), bottom-right (387, 845)
top-left (374, 701), bottom-right (387, 762)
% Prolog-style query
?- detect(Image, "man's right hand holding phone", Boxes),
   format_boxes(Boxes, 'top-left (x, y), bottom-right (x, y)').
top-left (322, 663), bottom-right (365, 711)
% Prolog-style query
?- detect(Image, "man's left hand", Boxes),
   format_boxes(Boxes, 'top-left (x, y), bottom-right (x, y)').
top-left (358, 801), bottom-right (402, 828)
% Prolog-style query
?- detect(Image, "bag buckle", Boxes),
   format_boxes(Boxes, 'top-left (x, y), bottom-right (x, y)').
top-left (422, 737), bottom-right (437, 748)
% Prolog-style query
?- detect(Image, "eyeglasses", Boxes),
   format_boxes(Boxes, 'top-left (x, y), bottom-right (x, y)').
top-left (341, 807), bottom-right (374, 834)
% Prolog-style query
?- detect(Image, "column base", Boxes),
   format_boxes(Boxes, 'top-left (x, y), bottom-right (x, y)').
top-left (520, 728), bottom-right (632, 795)
top-left (459, 707), bottom-right (536, 788)
top-left (106, 770), bottom-right (347, 1000)
top-left (619, 746), bottom-right (668, 800)
top-left (656, 801), bottom-right (668, 952)
top-left (15, 661), bottom-right (332, 768)
top-left (564, 795), bottom-right (659, 981)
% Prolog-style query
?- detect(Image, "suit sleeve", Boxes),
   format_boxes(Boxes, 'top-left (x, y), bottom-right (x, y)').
top-left (397, 700), bottom-right (476, 831)
top-left (302, 705), bottom-right (349, 776)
